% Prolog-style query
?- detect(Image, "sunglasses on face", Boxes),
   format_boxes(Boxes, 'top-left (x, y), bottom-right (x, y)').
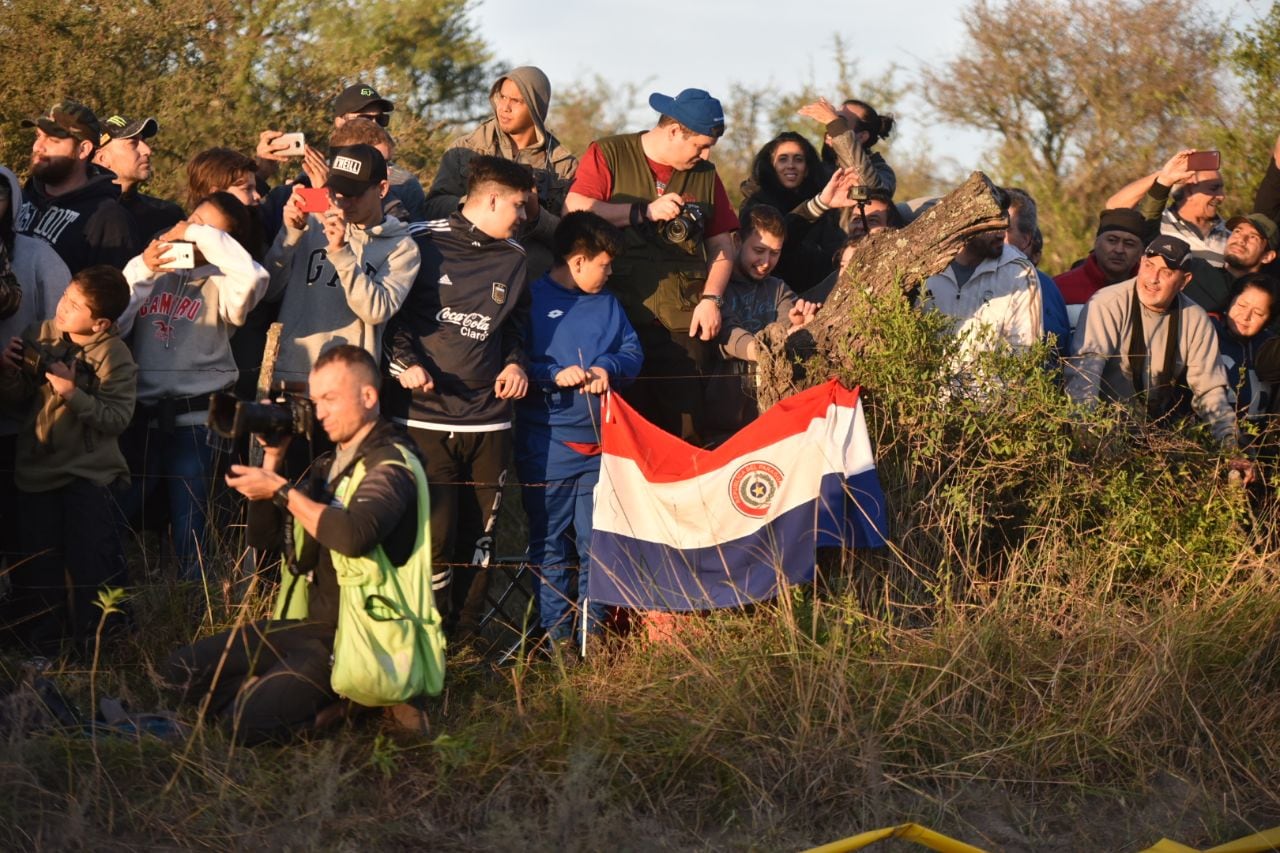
top-left (355, 112), bottom-right (390, 127)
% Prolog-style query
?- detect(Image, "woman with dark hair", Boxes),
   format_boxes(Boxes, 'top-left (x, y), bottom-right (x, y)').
top-left (738, 132), bottom-right (849, 291)
top-left (1210, 272), bottom-right (1280, 419)
top-left (799, 96), bottom-right (897, 197)
top-left (118, 191), bottom-right (270, 582)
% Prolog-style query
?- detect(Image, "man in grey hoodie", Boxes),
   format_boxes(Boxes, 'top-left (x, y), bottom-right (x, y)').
top-left (425, 66), bottom-right (578, 278)
top-left (0, 163), bottom-right (71, 576)
top-left (265, 144), bottom-right (420, 384)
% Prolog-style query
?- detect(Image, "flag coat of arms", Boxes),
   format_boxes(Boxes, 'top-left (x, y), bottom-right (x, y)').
top-left (590, 379), bottom-right (888, 611)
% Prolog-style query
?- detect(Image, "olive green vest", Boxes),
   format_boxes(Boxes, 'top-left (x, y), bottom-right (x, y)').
top-left (597, 132), bottom-right (717, 328)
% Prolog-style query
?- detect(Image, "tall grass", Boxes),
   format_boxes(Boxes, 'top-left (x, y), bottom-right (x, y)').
top-left (1, 291), bottom-right (1278, 850)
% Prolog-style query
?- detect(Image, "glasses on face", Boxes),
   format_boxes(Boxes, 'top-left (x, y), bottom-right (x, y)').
top-left (355, 112), bottom-right (390, 127)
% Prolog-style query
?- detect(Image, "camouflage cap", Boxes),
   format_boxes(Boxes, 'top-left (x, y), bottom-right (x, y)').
top-left (21, 99), bottom-right (101, 146)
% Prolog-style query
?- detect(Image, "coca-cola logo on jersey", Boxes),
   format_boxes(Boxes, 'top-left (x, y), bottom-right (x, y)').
top-left (436, 307), bottom-right (493, 340)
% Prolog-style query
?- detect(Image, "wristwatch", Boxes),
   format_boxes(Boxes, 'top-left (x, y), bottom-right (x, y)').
top-left (699, 293), bottom-right (724, 308)
top-left (272, 482), bottom-right (293, 510)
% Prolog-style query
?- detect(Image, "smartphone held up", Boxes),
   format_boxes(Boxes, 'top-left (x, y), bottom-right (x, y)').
top-left (296, 187), bottom-right (331, 214)
top-left (275, 132), bottom-right (305, 157)
top-left (161, 241), bottom-right (196, 270)
top-left (1186, 150), bottom-right (1220, 172)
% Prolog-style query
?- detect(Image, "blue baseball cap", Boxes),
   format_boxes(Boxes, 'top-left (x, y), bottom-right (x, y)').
top-left (649, 88), bottom-right (725, 138)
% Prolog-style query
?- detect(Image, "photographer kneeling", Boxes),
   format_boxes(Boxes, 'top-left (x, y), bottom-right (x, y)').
top-left (163, 345), bottom-right (442, 744)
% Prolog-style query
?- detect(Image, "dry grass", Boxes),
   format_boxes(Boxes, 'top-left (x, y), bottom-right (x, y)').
top-left (2, 294), bottom-right (1279, 850)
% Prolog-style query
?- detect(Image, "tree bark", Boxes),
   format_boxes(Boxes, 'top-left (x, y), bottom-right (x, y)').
top-left (756, 171), bottom-right (1009, 409)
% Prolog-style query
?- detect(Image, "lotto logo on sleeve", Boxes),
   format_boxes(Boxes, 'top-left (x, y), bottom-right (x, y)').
top-left (332, 155), bottom-right (362, 175)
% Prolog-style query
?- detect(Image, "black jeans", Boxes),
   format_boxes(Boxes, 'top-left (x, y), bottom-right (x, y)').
top-left (163, 619), bottom-right (337, 745)
top-left (1, 477), bottom-right (129, 653)
top-left (622, 319), bottom-right (713, 445)
top-left (408, 427), bottom-right (510, 637)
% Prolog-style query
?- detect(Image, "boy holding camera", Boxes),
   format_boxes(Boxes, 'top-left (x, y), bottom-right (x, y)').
top-left (515, 212), bottom-right (642, 653)
top-left (0, 265), bottom-right (136, 654)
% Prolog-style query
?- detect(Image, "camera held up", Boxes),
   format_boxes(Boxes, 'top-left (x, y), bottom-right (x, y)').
top-left (208, 381), bottom-right (316, 443)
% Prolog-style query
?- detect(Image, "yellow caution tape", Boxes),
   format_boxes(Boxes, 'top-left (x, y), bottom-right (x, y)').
top-left (800, 823), bottom-right (986, 853)
top-left (805, 824), bottom-right (1280, 853)
top-left (1139, 826), bottom-right (1280, 853)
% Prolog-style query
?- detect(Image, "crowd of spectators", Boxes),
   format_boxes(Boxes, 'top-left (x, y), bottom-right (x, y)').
top-left (2, 72), bottom-right (1277, 706)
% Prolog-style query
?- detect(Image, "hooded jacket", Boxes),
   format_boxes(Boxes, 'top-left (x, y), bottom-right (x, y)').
top-left (16, 164), bottom-right (141, 274)
top-left (121, 223), bottom-right (270, 416)
top-left (264, 214), bottom-right (420, 383)
top-left (0, 318), bottom-right (136, 492)
top-left (424, 67), bottom-right (578, 278)
top-left (0, 166), bottom-right (72, 436)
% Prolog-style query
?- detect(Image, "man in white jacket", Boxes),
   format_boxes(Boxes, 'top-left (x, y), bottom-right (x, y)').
top-left (921, 226), bottom-right (1044, 360)
top-left (266, 144), bottom-right (420, 385)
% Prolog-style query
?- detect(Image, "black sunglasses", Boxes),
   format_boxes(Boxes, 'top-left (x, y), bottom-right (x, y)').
top-left (355, 112), bottom-right (390, 127)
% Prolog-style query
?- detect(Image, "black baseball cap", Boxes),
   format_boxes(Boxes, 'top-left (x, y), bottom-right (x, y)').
top-left (333, 83), bottom-right (394, 116)
top-left (326, 144), bottom-right (388, 196)
top-left (1143, 235), bottom-right (1193, 270)
top-left (99, 114), bottom-right (158, 147)
top-left (21, 100), bottom-right (100, 145)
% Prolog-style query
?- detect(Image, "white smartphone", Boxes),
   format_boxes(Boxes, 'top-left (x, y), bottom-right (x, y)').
top-left (162, 241), bottom-right (195, 270)
top-left (276, 132), bottom-right (305, 157)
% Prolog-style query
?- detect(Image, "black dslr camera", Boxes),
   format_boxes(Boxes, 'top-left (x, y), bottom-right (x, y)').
top-left (207, 382), bottom-right (316, 442)
top-left (18, 339), bottom-right (94, 391)
top-left (657, 203), bottom-right (706, 245)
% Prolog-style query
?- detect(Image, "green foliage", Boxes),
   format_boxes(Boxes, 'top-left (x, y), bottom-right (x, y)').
top-left (2, 291), bottom-right (1279, 846)
top-left (922, 0), bottom-right (1226, 273)
top-left (1211, 1), bottom-right (1280, 215)
top-left (0, 0), bottom-right (491, 203)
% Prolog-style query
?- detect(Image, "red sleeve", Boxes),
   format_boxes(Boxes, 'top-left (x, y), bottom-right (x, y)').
top-left (569, 142), bottom-right (613, 201)
top-left (705, 173), bottom-right (740, 238)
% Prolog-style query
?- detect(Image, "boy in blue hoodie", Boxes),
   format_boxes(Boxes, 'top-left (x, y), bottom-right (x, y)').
top-left (516, 212), bottom-right (642, 653)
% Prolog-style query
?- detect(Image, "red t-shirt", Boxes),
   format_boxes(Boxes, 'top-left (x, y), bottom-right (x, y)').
top-left (571, 141), bottom-right (740, 238)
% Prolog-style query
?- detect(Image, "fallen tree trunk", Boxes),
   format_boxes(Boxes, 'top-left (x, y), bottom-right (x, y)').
top-left (756, 171), bottom-right (1008, 409)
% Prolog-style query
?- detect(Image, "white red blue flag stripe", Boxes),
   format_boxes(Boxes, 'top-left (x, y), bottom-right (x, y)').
top-left (590, 379), bottom-right (888, 611)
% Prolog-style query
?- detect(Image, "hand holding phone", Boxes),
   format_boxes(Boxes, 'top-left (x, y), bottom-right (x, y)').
top-left (275, 133), bottom-right (305, 158)
top-left (1186, 150), bottom-right (1220, 172)
top-left (161, 241), bottom-right (196, 270)
top-left (297, 187), bottom-right (331, 214)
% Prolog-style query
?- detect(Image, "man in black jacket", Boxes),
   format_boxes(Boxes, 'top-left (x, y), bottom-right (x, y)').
top-left (15, 100), bottom-right (140, 273)
top-left (385, 155), bottom-right (532, 642)
top-left (93, 113), bottom-right (184, 243)
top-left (163, 346), bottom-right (426, 743)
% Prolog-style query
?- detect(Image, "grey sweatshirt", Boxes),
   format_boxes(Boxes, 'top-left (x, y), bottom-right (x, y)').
top-left (264, 214), bottom-right (420, 382)
top-left (121, 223), bottom-right (269, 422)
top-left (1065, 278), bottom-right (1237, 446)
top-left (424, 66), bottom-right (578, 278)
top-left (0, 165), bottom-right (72, 436)
top-left (719, 274), bottom-right (799, 362)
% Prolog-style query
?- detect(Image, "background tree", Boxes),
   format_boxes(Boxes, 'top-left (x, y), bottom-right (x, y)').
top-left (920, 0), bottom-right (1225, 273)
top-left (1210, 1), bottom-right (1280, 210)
top-left (0, 0), bottom-right (491, 206)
